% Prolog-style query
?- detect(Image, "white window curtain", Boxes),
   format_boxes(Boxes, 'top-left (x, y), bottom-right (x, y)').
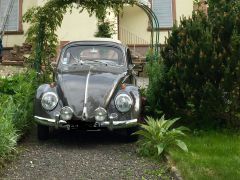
top-left (0, 0), bottom-right (19, 32)
top-left (152, 0), bottom-right (173, 28)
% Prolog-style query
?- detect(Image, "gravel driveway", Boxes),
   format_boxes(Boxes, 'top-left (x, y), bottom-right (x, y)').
top-left (0, 128), bottom-right (172, 179)
top-left (0, 66), bottom-right (171, 179)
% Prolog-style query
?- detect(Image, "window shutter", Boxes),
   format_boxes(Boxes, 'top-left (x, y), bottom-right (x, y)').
top-left (152, 0), bottom-right (173, 28)
top-left (0, 0), bottom-right (19, 32)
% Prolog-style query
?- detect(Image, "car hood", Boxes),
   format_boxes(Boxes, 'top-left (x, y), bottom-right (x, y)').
top-left (57, 66), bottom-right (126, 120)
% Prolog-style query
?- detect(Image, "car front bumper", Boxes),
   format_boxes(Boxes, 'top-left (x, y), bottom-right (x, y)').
top-left (34, 116), bottom-right (138, 130)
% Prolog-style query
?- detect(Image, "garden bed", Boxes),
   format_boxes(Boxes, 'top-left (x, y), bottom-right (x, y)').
top-left (0, 65), bottom-right (26, 78)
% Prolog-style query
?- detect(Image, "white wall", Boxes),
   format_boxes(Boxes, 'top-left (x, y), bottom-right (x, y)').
top-left (56, 7), bottom-right (98, 42)
top-left (119, 0), bottom-right (194, 44)
top-left (176, 0), bottom-right (193, 22)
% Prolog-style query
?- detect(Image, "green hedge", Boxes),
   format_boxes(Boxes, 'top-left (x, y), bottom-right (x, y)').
top-left (147, 0), bottom-right (240, 128)
top-left (0, 70), bottom-right (37, 160)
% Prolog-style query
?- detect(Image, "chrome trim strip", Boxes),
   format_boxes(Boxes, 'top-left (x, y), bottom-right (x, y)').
top-left (34, 116), bottom-right (67, 127)
top-left (95, 119), bottom-right (138, 130)
top-left (82, 68), bottom-right (91, 120)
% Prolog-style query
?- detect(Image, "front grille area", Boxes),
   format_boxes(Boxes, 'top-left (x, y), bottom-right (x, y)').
top-left (67, 120), bottom-right (95, 129)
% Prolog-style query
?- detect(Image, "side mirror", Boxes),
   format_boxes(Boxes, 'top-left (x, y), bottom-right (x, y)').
top-left (128, 64), bottom-right (135, 71)
top-left (127, 64), bottom-right (136, 76)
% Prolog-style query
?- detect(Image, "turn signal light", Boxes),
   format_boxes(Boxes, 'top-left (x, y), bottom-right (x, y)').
top-left (50, 82), bottom-right (56, 88)
top-left (121, 83), bottom-right (126, 90)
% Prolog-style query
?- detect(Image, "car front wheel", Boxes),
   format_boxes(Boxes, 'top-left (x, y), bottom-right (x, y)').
top-left (37, 124), bottom-right (49, 140)
top-left (124, 126), bottom-right (139, 142)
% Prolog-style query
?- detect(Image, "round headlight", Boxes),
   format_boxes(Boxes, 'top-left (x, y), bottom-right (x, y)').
top-left (41, 92), bottom-right (58, 111)
top-left (115, 94), bottom-right (133, 113)
top-left (94, 107), bottom-right (107, 122)
top-left (60, 106), bottom-right (73, 121)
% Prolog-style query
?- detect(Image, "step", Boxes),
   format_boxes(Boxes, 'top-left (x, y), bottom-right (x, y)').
top-left (1, 61), bottom-right (24, 66)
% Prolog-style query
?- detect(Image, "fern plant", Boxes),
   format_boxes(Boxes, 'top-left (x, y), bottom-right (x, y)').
top-left (135, 116), bottom-right (189, 157)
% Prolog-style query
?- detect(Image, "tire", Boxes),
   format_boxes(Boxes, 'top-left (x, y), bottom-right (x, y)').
top-left (37, 124), bottom-right (49, 140)
top-left (124, 126), bottom-right (139, 142)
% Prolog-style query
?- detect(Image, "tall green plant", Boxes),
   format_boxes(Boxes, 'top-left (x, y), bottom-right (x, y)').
top-left (135, 116), bottom-right (189, 157)
top-left (0, 70), bottom-right (37, 160)
top-left (0, 99), bottom-right (18, 158)
top-left (0, 70), bottom-right (37, 133)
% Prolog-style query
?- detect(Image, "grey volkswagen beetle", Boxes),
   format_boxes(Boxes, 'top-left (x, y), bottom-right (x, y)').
top-left (34, 39), bottom-right (141, 140)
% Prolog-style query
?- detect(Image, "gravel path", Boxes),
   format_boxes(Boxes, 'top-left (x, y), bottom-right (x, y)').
top-left (0, 128), bottom-right (172, 180)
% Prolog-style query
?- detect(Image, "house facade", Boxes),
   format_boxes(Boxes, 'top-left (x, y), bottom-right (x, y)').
top-left (0, 0), bottom-right (193, 55)
top-left (0, 0), bottom-right (100, 48)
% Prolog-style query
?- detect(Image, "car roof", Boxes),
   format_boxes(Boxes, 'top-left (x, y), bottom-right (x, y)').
top-left (68, 38), bottom-right (123, 45)
top-left (63, 38), bottom-right (128, 52)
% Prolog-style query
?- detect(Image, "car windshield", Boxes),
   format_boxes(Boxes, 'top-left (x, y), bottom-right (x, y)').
top-left (61, 45), bottom-right (124, 66)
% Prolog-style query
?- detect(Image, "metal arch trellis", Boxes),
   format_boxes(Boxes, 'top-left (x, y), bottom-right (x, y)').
top-left (135, 2), bottom-right (160, 56)
top-left (34, 0), bottom-right (160, 73)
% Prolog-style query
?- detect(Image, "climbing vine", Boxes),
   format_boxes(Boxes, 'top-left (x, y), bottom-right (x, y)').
top-left (23, 0), bottom-right (136, 81)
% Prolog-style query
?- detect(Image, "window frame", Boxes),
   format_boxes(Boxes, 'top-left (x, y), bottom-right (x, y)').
top-left (148, 0), bottom-right (176, 31)
top-left (2, 0), bottom-right (23, 35)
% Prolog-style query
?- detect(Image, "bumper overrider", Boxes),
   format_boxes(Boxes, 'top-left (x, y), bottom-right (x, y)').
top-left (34, 115), bottom-right (138, 130)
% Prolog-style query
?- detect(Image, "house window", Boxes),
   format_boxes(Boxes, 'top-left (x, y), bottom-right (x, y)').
top-left (0, 0), bottom-right (22, 32)
top-left (152, 0), bottom-right (175, 29)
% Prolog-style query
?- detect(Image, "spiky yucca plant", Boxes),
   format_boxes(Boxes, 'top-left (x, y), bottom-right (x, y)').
top-left (135, 116), bottom-right (189, 157)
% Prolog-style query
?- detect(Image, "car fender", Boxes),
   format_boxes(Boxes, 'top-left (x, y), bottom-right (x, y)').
top-left (35, 84), bottom-right (62, 119)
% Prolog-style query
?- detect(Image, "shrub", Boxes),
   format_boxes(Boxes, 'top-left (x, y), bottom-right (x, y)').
top-left (135, 116), bottom-right (189, 158)
top-left (95, 20), bottom-right (115, 38)
top-left (149, 0), bottom-right (240, 128)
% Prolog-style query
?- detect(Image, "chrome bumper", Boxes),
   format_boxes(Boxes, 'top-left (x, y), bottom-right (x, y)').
top-left (34, 116), bottom-right (68, 129)
top-left (94, 119), bottom-right (138, 130)
top-left (34, 116), bottom-right (138, 130)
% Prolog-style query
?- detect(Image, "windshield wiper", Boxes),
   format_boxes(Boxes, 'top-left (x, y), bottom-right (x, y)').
top-left (105, 62), bottom-right (122, 67)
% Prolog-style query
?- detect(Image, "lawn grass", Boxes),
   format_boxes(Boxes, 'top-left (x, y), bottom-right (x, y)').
top-left (169, 131), bottom-right (240, 180)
